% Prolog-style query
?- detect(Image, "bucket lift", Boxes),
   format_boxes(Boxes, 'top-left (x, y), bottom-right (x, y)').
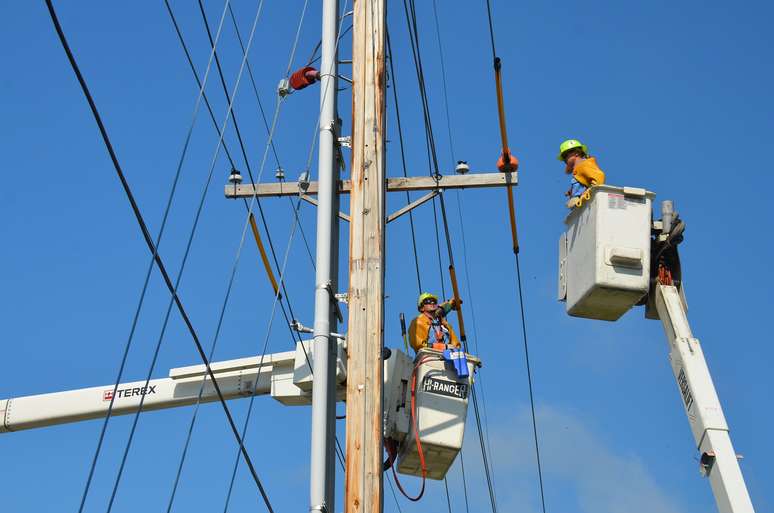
top-left (383, 348), bottom-right (480, 480)
top-left (1, 339), bottom-right (478, 483)
top-left (558, 184), bottom-right (755, 513)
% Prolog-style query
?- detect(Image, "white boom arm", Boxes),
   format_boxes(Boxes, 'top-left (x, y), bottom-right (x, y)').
top-left (1, 340), bottom-right (347, 433)
top-left (655, 284), bottom-right (754, 513)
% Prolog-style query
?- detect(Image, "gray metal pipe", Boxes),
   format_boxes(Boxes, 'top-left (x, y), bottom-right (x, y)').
top-left (309, 0), bottom-right (339, 511)
top-left (661, 200), bottom-right (674, 233)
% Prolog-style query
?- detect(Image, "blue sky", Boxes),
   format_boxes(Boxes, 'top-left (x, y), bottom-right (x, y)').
top-left (1, 1), bottom-right (772, 512)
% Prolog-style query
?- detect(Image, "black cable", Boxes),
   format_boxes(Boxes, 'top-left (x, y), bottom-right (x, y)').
top-left (400, 0), bottom-right (449, 298)
top-left (43, 3), bottom-right (275, 511)
top-left (459, 451), bottom-right (471, 513)
top-left (162, 0), bottom-right (239, 171)
top-left (191, 7), bottom-right (353, 508)
top-left (444, 477), bottom-right (453, 513)
top-left (198, 0), bottom-right (315, 277)
top-left (427, 8), bottom-right (477, 509)
top-left (400, 3), bottom-right (502, 510)
top-left (430, 0), bottom-right (456, 170)
top-left (484, 0), bottom-right (497, 62)
top-left (161, 9), bottom-right (346, 508)
top-left (480, 0), bottom-right (548, 510)
top-left (226, 3), bottom-right (317, 270)
top-left (386, 476), bottom-right (405, 513)
top-left (470, 384), bottom-right (498, 513)
top-left (385, 30), bottom-right (422, 293)
top-left (514, 254), bottom-right (546, 513)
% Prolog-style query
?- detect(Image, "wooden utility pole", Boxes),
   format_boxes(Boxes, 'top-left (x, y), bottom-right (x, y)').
top-left (344, 0), bottom-right (386, 511)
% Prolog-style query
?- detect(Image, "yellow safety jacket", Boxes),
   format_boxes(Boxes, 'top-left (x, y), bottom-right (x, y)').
top-left (572, 157), bottom-right (605, 188)
top-left (408, 313), bottom-right (461, 353)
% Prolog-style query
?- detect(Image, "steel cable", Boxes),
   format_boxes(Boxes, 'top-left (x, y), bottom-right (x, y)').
top-left (385, 30), bottom-right (422, 293)
top-left (481, 0), bottom-right (547, 511)
top-left (160, 2), bottom-right (336, 508)
top-left (45, 1), bottom-right (276, 510)
top-left (429, 0), bottom-right (484, 508)
top-left (100, 1), bottom-right (277, 511)
top-left (41, 1), bottom-right (256, 511)
top-left (225, 3), bottom-right (317, 270)
top-left (218, 1), bottom-right (359, 507)
top-left (399, 1), bottom-right (501, 510)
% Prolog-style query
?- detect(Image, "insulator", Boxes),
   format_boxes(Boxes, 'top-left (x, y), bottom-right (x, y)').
top-left (455, 161), bottom-right (470, 174)
top-left (228, 169), bottom-right (243, 184)
top-left (289, 66), bottom-right (320, 91)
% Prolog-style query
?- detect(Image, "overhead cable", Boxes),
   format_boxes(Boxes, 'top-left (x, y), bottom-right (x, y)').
top-left (42, 2), bottom-right (275, 511)
top-left (43, 0), bottom-right (240, 510)
top-left (482, 1), bottom-right (547, 512)
top-left (385, 30), bottom-right (422, 293)
top-left (399, 1), bottom-right (501, 510)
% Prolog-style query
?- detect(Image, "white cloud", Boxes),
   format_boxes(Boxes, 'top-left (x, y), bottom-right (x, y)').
top-left (464, 405), bottom-right (686, 513)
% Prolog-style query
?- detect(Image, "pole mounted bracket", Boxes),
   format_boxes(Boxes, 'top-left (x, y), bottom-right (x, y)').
top-left (290, 320), bottom-right (314, 334)
top-left (337, 136), bottom-right (352, 149)
top-left (325, 282), bottom-right (345, 323)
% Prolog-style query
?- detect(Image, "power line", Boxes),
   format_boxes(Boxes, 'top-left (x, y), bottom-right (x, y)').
top-left (480, 0), bottom-right (547, 511)
top-left (42, 2), bottom-right (275, 511)
top-left (159, 2), bottom-right (337, 507)
top-left (224, 2), bottom-right (317, 271)
top-left (398, 1), bottom-right (500, 511)
top-left (45, 0), bottom-right (236, 509)
top-left (217, 1), bottom-right (359, 507)
top-left (427, 2), bottom-right (485, 510)
top-left (385, 30), bottom-right (422, 293)
top-left (107, 1), bottom-right (276, 510)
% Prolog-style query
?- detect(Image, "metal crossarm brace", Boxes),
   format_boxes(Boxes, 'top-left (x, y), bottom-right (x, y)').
top-left (386, 190), bottom-right (437, 224)
top-left (300, 194), bottom-right (351, 222)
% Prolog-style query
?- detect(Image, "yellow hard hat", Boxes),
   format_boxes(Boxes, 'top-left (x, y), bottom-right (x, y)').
top-left (557, 139), bottom-right (588, 161)
top-left (417, 292), bottom-right (438, 310)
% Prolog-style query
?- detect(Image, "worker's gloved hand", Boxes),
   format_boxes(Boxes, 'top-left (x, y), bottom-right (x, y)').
top-left (447, 298), bottom-right (463, 310)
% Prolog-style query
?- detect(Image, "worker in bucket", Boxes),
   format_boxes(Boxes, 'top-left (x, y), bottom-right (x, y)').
top-left (408, 292), bottom-right (461, 353)
top-left (558, 139), bottom-right (605, 208)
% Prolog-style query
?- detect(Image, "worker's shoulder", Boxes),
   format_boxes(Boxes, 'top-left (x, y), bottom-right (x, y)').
top-left (411, 314), bottom-right (430, 327)
top-left (579, 156), bottom-right (602, 169)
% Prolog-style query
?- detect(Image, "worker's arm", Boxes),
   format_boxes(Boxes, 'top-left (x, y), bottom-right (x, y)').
top-left (439, 298), bottom-right (462, 316)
